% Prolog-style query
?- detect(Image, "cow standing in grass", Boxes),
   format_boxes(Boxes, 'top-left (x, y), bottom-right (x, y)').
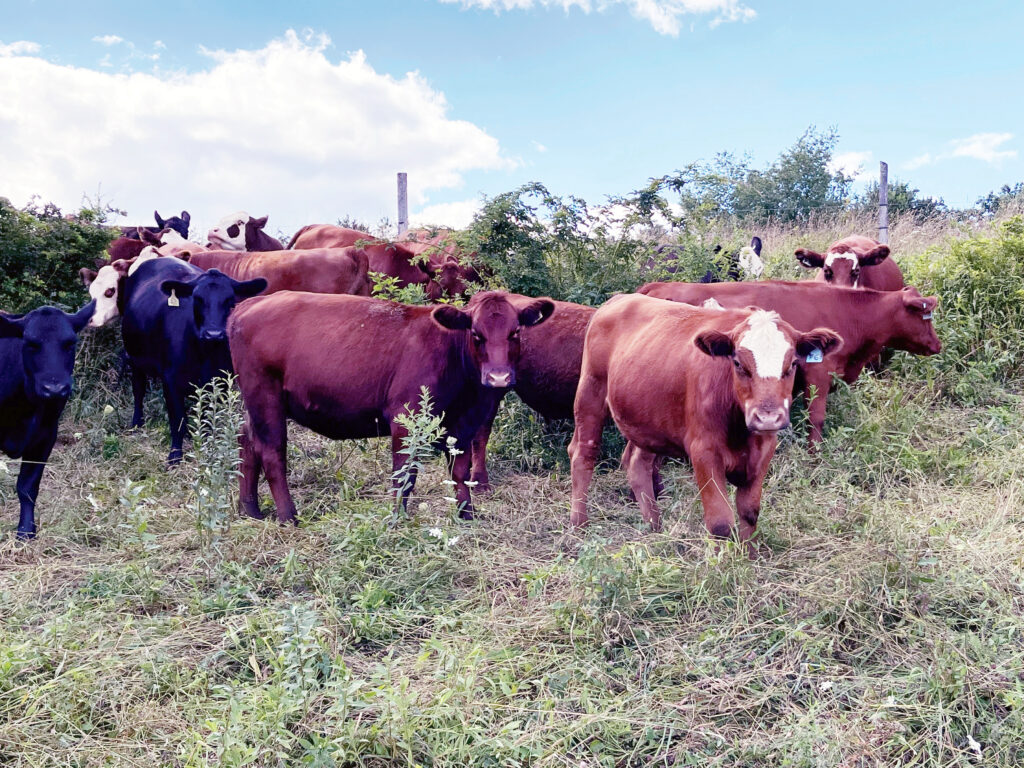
top-left (795, 235), bottom-right (904, 291)
top-left (569, 295), bottom-right (842, 540)
top-left (0, 302), bottom-right (96, 538)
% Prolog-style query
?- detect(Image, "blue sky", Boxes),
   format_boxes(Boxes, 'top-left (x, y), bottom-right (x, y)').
top-left (1, 0), bottom-right (1021, 234)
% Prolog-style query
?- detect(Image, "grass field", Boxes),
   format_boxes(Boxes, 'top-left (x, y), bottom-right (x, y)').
top-left (2, 215), bottom-right (1024, 767)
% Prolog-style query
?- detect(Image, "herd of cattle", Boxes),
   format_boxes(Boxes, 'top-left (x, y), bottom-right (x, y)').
top-left (0, 211), bottom-right (940, 547)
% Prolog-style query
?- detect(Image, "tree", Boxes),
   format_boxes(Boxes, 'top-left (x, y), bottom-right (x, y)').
top-left (857, 179), bottom-right (947, 220)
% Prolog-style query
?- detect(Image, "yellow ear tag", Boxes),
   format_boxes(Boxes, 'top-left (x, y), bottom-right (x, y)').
top-left (167, 289), bottom-right (179, 308)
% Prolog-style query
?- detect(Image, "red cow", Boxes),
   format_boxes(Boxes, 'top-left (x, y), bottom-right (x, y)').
top-left (795, 235), bottom-right (904, 290)
top-left (105, 236), bottom-right (148, 263)
top-left (185, 248), bottom-right (371, 297)
top-left (228, 290), bottom-right (555, 524)
top-left (637, 281), bottom-right (940, 445)
top-left (288, 224), bottom-right (441, 299)
top-left (402, 229), bottom-right (484, 298)
top-left (569, 295), bottom-right (842, 540)
top-left (468, 297), bottom-right (596, 490)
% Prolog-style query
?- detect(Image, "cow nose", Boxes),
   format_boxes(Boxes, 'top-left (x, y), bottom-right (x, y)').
top-left (484, 370), bottom-right (513, 388)
top-left (748, 408), bottom-right (788, 432)
top-left (200, 329), bottom-right (226, 341)
top-left (40, 381), bottom-right (71, 399)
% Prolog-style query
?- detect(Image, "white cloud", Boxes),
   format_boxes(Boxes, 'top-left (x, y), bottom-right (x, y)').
top-left (828, 150), bottom-right (872, 179)
top-left (949, 132), bottom-right (1016, 164)
top-left (439, 0), bottom-right (755, 35)
top-left (92, 35), bottom-right (124, 46)
top-left (412, 198), bottom-right (483, 229)
top-left (532, 140), bottom-right (547, 153)
top-left (903, 153), bottom-right (933, 171)
top-left (0, 41), bottom-right (41, 56)
top-left (0, 31), bottom-right (510, 235)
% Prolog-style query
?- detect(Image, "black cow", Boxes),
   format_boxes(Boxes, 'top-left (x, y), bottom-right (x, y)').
top-left (121, 210), bottom-right (190, 241)
top-left (121, 258), bottom-right (266, 464)
top-left (0, 302), bottom-right (96, 539)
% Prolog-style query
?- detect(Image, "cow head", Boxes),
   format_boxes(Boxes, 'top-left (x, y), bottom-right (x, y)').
top-left (160, 269), bottom-right (267, 341)
top-left (695, 309), bottom-right (843, 433)
top-left (431, 291), bottom-right (555, 388)
top-left (207, 211), bottom-right (251, 251)
top-left (154, 210), bottom-right (190, 240)
top-left (430, 257), bottom-right (471, 298)
top-left (79, 259), bottom-right (132, 327)
top-left (795, 243), bottom-right (890, 287)
top-left (890, 287), bottom-right (942, 355)
top-left (738, 236), bottom-right (765, 279)
top-left (0, 302), bottom-right (96, 401)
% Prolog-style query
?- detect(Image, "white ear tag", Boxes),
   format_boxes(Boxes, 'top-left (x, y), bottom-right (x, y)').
top-left (922, 312), bottom-right (933, 320)
top-left (167, 289), bottom-right (179, 307)
top-left (805, 348), bottom-right (823, 364)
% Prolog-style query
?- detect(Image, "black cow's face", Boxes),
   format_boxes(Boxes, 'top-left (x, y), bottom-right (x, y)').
top-left (154, 210), bottom-right (190, 240)
top-left (160, 270), bottom-right (267, 341)
top-left (0, 303), bottom-right (95, 402)
top-left (432, 291), bottom-right (555, 388)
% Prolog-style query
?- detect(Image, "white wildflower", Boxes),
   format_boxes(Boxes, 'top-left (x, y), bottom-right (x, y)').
top-left (428, 527), bottom-right (443, 539)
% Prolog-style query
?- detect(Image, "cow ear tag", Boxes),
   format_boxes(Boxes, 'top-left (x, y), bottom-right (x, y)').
top-left (805, 348), bottom-right (823, 364)
top-left (167, 289), bottom-right (180, 308)
top-left (922, 312), bottom-right (933, 320)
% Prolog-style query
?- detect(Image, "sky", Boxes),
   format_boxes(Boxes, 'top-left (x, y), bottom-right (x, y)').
top-left (1, 0), bottom-right (1021, 237)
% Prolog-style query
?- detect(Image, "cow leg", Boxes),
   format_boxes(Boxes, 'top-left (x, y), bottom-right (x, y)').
top-left (238, 415), bottom-right (265, 520)
top-left (15, 428), bottom-right (58, 540)
top-left (568, 374), bottom-right (609, 528)
top-left (652, 455), bottom-right (666, 499)
top-left (245, 389), bottom-right (296, 525)
top-left (803, 371), bottom-right (831, 449)
top-left (448, 442), bottom-right (475, 520)
top-left (624, 444), bottom-right (661, 531)
top-left (690, 447), bottom-right (734, 539)
top-left (161, 373), bottom-right (188, 465)
top-left (469, 397), bottom-right (502, 494)
top-left (129, 363), bottom-right (147, 429)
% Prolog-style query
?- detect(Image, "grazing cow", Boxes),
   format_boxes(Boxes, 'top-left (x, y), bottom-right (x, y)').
top-left (569, 295), bottom-right (842, 540)
top-left (186, 248), bottom-right (371, 297)
top-left (228, 290), bottom-right (555, 524)
top-left (646, 237), bottom-right (764, 282)
top-left (207, 212), bottom-right (284, 252)
top-left (795, 235), bottom-right (904, 291)
top-left (0, 301), bottom-right (96, 538)
top-left (121, 210), bottom-right (191, 241)
top-left (637, 281), bottom-right (941, 445)
top-left (289, 225), bottom-right (446, 298)
top-left (121, 258), bottom-right (266, 463)
top-left (468, 297), bottom-right (596, 490)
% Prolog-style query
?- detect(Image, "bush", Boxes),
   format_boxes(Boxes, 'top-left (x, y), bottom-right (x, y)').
top-left (0, 197), bottom-right (114, 312)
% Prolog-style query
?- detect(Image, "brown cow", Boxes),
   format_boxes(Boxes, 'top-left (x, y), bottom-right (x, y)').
top-left (637, 281), bottom-right (940, 445)
top-left (795, 235), bottom-right (904, 291)
top-left (569, 295), bottom-right (843, 540)
top-left (288, 224), bottom-right (441, 299)
top-left (402, 228), bottom-right (483, 297)
top-left (228, 290), bottom-right (555, 524)
top-left (468, 297), bottom-right (596, 490)
top-left (105, 236), bottom-right (148, 263)
top-left (186, 248), bottom-right (371, 297)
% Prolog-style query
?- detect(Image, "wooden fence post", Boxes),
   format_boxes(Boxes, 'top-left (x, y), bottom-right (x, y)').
top-left (397, 172), bottom-right (408, 237)
top-left (878, 161), bottom-right (889, 245)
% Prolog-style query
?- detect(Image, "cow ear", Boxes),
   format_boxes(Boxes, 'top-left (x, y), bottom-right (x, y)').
top-left (181, 211), bottom-right (190, 225)
top-left (0, 314), bottom-right (26, 339)
top-left (161, 279), bottom-right (195, 298)
top-left (112, 259), bottom-right (132, 275)
top-left (750, 236), bottom-right (762, 256)
top-left (903, 291), bottom-right (938, 314)
top-left (796, 328), bottom-right (843, 359)
top-left (67, 301), bottom-right (97, 333)
top-left (794, 248), bottom-right (825, 269)
top-left (857, 245), bottom-right (890, 266)
top-left (233, 277), bottom-right (268, 298)
top-left (694, 330), bottom-right (734, 357)
top-left (141, 228), bottom-right (161, 245)
top-left (431, 305), bottom-right (472, 331)
top-left (518, 298), bottom-right (555, 327)
top-left (79, 267), bottom-right (98, 287)
top-left (154, 211), bottom-right (165, 228)
top-left (251, 216), bottom-right (268, 229)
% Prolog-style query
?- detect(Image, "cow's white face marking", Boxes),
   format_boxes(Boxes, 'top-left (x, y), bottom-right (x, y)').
top-left (702, 298), bottom-right (725, 310)
top-left (738, 310), bottom-right (789, 379)
top-left (784, 398), bottom-right (790, 410)
top-left (161, 230), bottom-right (187, 245)
top-left (88, 266), bottom-right (122, 327)
top-left (738, 245), bottom-right (765, 278)
top-left (207, 211), bottom-right (249, 251)
top-left (824, 251), bottom-right (856, 268)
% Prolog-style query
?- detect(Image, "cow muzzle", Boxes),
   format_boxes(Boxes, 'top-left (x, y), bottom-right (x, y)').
top-left (746, 407), bottom-right (789, 433)
top-left (482, 369), bottom-right (515, 388)
top-left (38, 380), bottom-right (72, 400)
top-left (199, 329), bottom-right (227, 341)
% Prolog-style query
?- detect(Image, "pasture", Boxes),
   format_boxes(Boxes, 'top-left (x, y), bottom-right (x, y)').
top-left (2, 207), bottom-right (1024, 767)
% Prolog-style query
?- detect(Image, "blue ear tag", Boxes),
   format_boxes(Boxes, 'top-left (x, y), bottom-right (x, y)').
top-left (805, 348), bottom-right (823, 364)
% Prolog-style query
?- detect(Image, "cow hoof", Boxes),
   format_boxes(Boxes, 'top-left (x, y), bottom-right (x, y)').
top-left (458, 507), bottom-right (475, 521)
top-left (15, 527), bottom-right (37, 541)
top-left (241, 505), bottom-right (266, 520)
top-left (472, 481), bottom-right (492, 495)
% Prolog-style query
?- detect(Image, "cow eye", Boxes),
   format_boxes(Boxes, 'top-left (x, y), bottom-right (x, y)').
top-left (472, 332), bottom-right (484, 345)
top-left (824, 268), bottom-right (833, 279)
top-left (104, 287), bottom-right (116, 298)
